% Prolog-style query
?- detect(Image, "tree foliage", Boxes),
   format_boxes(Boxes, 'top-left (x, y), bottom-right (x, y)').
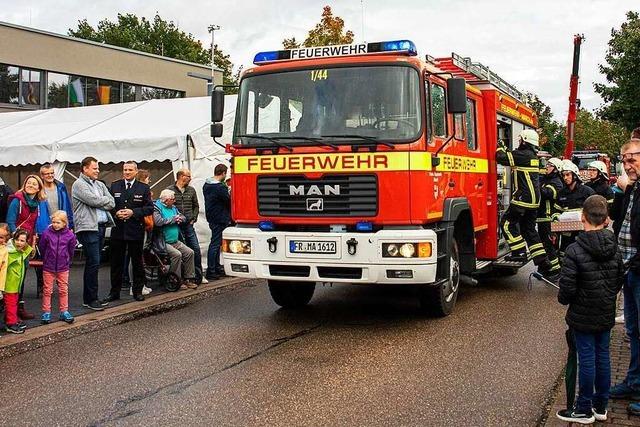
top-left (594, 11), bottom-right (640, 131)
top-left (283, 6), bottom-right (355, 49)
top-left (574, 109), bottom-right (628, 158)
top-left (68, 13), bottom-right (240, 92)
top-left (524, 93), bottom-right (566, 156)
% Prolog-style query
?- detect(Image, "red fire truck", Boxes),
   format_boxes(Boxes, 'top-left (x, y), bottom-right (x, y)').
top-left (211, 40), bottom-right (539, 316)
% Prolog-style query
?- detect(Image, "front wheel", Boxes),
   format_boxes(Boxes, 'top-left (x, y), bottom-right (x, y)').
top-left (268, 280), bottom-right (315, 308)
top-left (419, 237), bottom-right (460, 317)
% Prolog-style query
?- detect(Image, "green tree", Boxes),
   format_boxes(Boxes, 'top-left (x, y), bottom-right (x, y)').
top-left (283, 6), bottom-right (355, 48)
top-left (574, 109), bottom-right (628, 158)
top-left (594, 11), bottom-right (640, 131)
top-left (68, 13), bottom-right (240, 92)
top-left (524, 93), bottom-right (566, 156)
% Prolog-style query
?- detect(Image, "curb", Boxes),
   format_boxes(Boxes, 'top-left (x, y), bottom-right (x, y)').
top-left (0, 277), bottom-right (255, 360)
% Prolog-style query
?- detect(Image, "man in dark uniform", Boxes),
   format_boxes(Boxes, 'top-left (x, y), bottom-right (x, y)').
top-left (537, 157), bottom-right (564, 274)
top-left (497, 129), bottom-right (557, 280)
top-left (586, 160), bottom-right (614, 205)
top-left (204, 164), bottom-right (231, 280)
top-left (105, 161), bottom-right (153, 302)
top-left (557, 159), bottom-right (595, 257)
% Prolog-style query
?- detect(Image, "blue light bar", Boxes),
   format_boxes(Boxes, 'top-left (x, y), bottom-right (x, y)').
top-left (253, 39), bottom-right (417, 64)
top-left (258, 221), bottom-right (275, 231)
top-left (380, 40), bottom-right (417, 56)
top-left (355, 221), bottom-right (373, 232)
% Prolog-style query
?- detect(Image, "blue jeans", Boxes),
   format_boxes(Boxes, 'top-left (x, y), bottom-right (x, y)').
top-left (574, 329), bottom-right (611, 412)
top-left (181, 223), bottom-right (202, 281)
top-left (207, 223), bottom-right (225, 276)
top-left (624, 270), bottom-right (640, 389)
top-left (76, 226), bottom-right (105, 304)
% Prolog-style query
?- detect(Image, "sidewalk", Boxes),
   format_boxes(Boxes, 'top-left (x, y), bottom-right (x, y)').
top-left (0, 260), bottom-right (249, 358)
top-left (546, 303), bottom-right (640, 426)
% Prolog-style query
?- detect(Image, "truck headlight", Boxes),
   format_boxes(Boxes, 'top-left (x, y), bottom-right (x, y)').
top-left (223, 239), bottom-right (252, 254)
top-left (382, 242), bottom-right (432, 258)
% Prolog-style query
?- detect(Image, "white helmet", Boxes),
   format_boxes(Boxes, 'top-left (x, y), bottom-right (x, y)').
top-left (561, 159), bottom-right (580, 176)
top-left (520, 129), bottom-right (540, 147)
top-left (587, 160), bottom-right (609, 179)
top-left (547, 157), bottom-right (563, 171)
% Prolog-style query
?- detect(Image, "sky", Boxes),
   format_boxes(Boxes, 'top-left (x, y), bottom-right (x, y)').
top-left (1, 0), bottom-right (637, 122)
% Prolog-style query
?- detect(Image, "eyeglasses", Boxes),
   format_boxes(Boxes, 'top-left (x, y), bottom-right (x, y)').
top-left (619, 152), bottom-right (640, 163)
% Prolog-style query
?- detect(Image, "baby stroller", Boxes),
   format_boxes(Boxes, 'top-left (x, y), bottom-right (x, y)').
top-left (143, 243), bottom-right (181, 292)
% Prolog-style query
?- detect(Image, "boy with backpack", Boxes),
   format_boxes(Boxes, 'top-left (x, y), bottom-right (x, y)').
top-left (556, 195), bottom-right (625, 424)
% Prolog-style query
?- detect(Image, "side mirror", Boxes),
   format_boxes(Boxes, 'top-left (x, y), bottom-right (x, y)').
top-left (211, 123), bottom-right (223, 138)
top-left (211, 88), bottom-right (225, 123)
top-left (446, 78), bottom-right (466, 114)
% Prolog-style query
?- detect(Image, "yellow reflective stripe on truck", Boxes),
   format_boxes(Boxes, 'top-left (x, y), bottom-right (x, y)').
top-left (233, 152), bottom-right (489, 174)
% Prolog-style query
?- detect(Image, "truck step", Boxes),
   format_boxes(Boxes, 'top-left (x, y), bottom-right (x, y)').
top-left (475, 260), bottom-right (492, 271)
top-left (492, 258), bottom-right (530, 268)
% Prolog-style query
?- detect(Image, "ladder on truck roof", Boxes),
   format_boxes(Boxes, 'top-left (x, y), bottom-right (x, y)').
top-left (426, 52), bottom-right (525, 103)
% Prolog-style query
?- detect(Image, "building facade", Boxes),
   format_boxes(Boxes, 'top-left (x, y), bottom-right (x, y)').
top-left (0, 21), bottom-right (221, 113)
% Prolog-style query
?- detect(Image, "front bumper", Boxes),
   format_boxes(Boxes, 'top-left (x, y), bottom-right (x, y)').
top-left (221, 227), bottom-right (438, 284)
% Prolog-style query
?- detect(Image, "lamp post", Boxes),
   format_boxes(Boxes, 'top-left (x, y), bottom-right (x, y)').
top-left (208, 24), bottom-right (221, 83)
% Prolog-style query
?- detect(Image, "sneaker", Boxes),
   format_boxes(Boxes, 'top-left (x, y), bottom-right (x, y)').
top-left (142, 285), bottom-right (152, 295)
top-left (179, 284), bottom-right (188, 290)
top-left (5, 324), bottom-right (24, 334)
top-left (616, 314), bottom-right (626, 324)
top-left (185, 282), bottom-right (198, 290)
top-left (200, 277), bottom-right (209, 284)
top-left (41, 312), bottom-right (51, 325)
top-left (593, 407), bottom-right (607, 421)
top-left (83, 301), bottom-right (105, 311)
top-left (59, 311), bottom-right (74, 324)
top-left (610, 382), bottom-right (640, 400)
top-left (556, 408), bottom-right (595, 424)
top-left (17, 322), bottom-right (27, 330)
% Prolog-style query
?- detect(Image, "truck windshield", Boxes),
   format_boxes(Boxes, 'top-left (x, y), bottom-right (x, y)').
top-left (233, 65), bottom-right (421, 146)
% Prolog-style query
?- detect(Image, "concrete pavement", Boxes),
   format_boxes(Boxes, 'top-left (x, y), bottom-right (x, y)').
top-left (0, 266), bottom-right (571, 426)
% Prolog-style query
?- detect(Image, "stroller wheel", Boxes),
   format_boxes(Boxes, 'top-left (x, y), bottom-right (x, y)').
top-left (162, 273), bottom-right (181, 292)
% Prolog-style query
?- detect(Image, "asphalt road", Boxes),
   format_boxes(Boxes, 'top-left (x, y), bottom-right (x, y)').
top-left (0, 266), bottom-right (568, 426)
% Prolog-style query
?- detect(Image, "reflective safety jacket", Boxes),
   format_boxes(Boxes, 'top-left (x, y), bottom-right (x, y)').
top-left (537, 172), bottom-right (563, 222)
top-left (496, 144), bottom-right (541, 210)
top-left (586, 177), bottom-right (614, 205)
top-left (557, 181), bottom-right (595, 211)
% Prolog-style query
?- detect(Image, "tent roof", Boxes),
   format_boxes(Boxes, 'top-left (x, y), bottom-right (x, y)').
top-left (0, 96), bottom-right (234, 166)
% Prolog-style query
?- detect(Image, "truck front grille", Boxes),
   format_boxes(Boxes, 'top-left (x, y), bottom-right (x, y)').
top-left (257, 175), bottom-right (378, 217)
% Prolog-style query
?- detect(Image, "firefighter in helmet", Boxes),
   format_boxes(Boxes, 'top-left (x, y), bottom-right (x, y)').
top-left (586, 160), bottom-right (614, 205)
top-left (496, 129), bottom-right (557, 280)
top-left (557, 159), bottom-right (596, 257)
top-left (537, 157), bottom-right (564, 274)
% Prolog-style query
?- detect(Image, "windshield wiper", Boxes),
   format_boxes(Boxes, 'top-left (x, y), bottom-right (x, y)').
top-left (321, 134), bottom-right (395, 149)
top-left (276, 136), bottom-right (339, 150)
top-left (236, 134), bottom-right (293, 151)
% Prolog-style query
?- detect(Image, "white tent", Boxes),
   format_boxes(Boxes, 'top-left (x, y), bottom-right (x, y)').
top-left (0, 96), bottom-right (237, 166)
top-left (0, 96), bottom-right (238, 268)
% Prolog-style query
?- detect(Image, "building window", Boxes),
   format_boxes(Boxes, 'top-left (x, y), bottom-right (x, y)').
top-left (20, 69), bottom-right (41, 106)
top-left (122, 83), bottom-right (136, 102)
top-left (141, 86), bottom-right (185, 100)
top-left (69, 76), bottom-right (86, 107)
top-left (0, 64), bottom-right (19, 104)
top-left (47, 72), bottom-right (70, 108)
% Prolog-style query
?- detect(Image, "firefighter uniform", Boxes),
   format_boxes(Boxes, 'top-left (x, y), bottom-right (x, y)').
top-left (586, 161), bottom-right (614, 206)
top-left (536, 159), bottom-right (564, 273)
top-left (496, 131), bottom-right (550, 270)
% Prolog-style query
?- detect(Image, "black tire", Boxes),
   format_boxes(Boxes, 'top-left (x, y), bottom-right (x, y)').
top-left (162, 273), bottom-right (181, 292)
top-left (268, 280), bottom-right (315, 308)
top-left (419, 236), bottom-right (460, 317)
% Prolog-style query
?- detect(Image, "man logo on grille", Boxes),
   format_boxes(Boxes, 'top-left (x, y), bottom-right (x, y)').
top-left (306, 198), bottom-right (324, 211)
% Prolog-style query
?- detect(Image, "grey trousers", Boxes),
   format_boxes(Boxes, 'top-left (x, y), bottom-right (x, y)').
top-left (167, 240), bottom-right (195, 280)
